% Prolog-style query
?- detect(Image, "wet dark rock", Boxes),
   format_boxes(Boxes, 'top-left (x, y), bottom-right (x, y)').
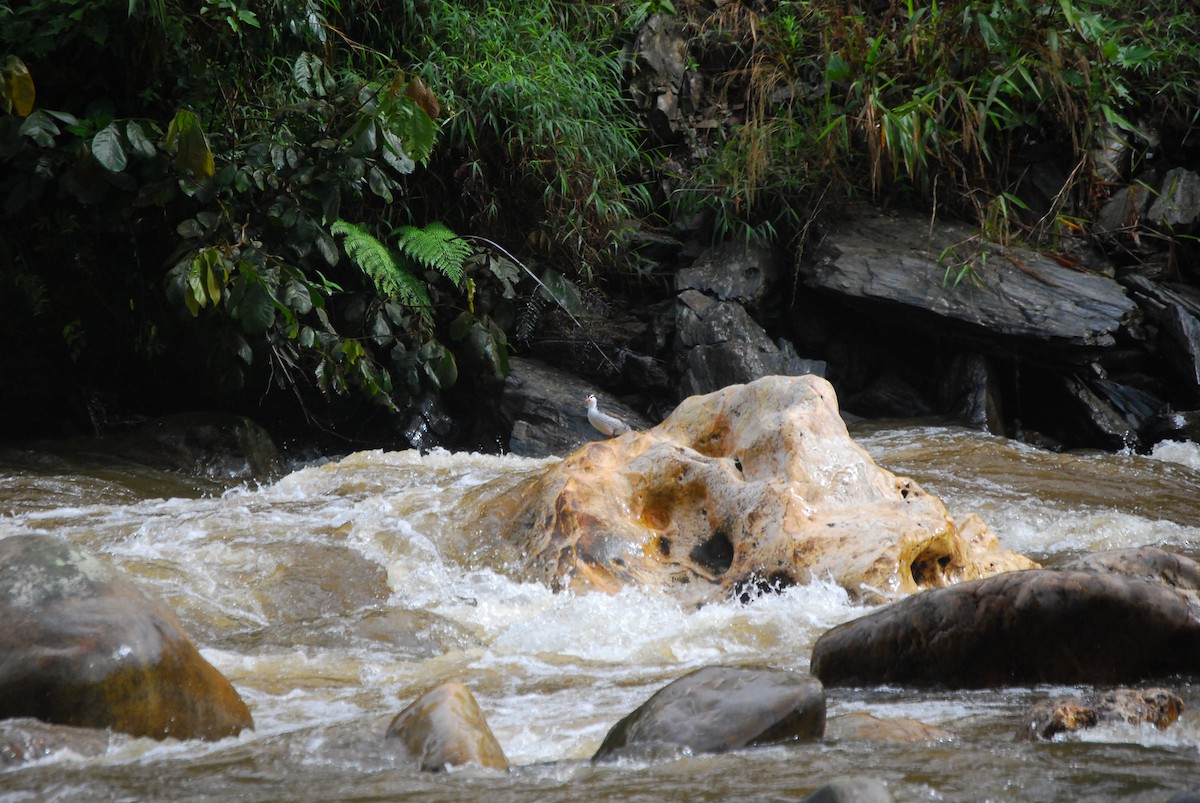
top-left (403, 392), bottom-right (455, 451)
top-left (384, 681), bottom-right (509, 772)
top-left (806, 209), bottom-right (1138, 346)
top-left (1060, 547), bottom-right (1200, 600)
top-left (108, 412), bottom-right (281, 480)
top-left (825, 712), bottom-right (954, 744)
top-left (811, 569), bottom-right (1200, 688)
top-left (591, 665), bottom-right (825, 762)
top-left (1146, 168), bottom-right (1200, 230)
top-left (1062, 375), bottom-right (1140, 449)
top-left (938, 352), bottom-right (1004, 433)
top-left (676, 290), bottom-right (824, 397)
top-left (0, 534), bottom-right (254, 740)
top-left (675, 241), bottom-right (778, 314)
top-left (0, 718), bottom-right (112, 766)
top-left (1016, 687), bottom-right (1184, 742)
top-left (801, 776), bottom-right (894, 803)
top-left (499, 357), bottom-right (651, 457)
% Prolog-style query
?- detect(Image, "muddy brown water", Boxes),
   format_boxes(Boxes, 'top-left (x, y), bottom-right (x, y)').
top-left (2, 422), bottom-right (1199, 802)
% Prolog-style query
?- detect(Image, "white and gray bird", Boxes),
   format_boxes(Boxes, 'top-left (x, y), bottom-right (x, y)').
top-left (585, 394), bottom-right (631, 437)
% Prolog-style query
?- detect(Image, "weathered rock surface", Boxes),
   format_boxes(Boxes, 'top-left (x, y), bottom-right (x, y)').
top-left (806, 209), bottom-right (1138, 346)
top-left (384, 681), bottom-right (509, 772)
top-left (499, 357), bottom-right (652, 457)
top-left (676, 290), bottom-right (824, 397)
top-left (801, 776), bottom-right (895, 803)
top-left (0, 718), bottom-right (112, 767)
top-left (1016, 688), bottom-right (1184, 742)
top-left (1060, 547), bottom-right (1200, 601)
top-left (825, 712), bottom-right (954, 744)
top-left (592, 665), bottom-right (825, 762)
top-left (0, 534), bottom-right (253, 740)
top-left (811, 568), bottom-right (1200, 688)
top-left (486, 374), bottom-right (1035, 603)
top-left (109, 412), bottom-right (281, 480)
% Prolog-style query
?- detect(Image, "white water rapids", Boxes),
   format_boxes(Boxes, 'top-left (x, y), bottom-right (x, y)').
top-left (2, 422), bottom-right (1200, 801)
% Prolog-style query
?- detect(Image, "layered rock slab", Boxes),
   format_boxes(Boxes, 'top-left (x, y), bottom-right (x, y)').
top-left (487, 374), bottom-right (1034, 603)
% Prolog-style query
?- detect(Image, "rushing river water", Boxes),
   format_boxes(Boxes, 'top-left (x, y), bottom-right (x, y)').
top-left (2, 421), bottom-right (1200, 802)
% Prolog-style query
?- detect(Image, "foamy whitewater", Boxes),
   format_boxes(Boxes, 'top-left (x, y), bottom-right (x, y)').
top-left (2, 423), bottom-right (1199, 801)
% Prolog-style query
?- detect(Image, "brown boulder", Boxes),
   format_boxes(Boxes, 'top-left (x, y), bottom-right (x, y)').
top-left (0, 535), bottom-right (253, 740)
top-left (825, 712), bottom-right (955, 744)
top-left (485, 374), bottom-right (1034, 603)
top-left (592, 665), bottom-right (825, 762)
top-left (812, 569), bottom-right (1200, 688)
top-left (1017, 688), bottom-right (1184, 741)
top-left (1061, 547), bottom-right (1200, 600)
top-left (384, 682), bottom-right (509, 772)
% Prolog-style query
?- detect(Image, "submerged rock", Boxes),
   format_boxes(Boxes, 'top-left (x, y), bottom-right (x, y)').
top-left (811, 568), bottom-right (1200, 688)
top-left (0, 534), bottom-right (253, 740)
top-left (1016, 688), bottom-right (1184, 742)
top-left (592, 665), bottom-right (825, 762)
top-left (486, 374), bottom-right (1035, 604)
top-left (384, 682), bottom-right (509, 772)
top-left (0, 718), bottom-right (112, 766)
top-left (825, 712), bottom-right (954, 744)
top-left (801, 776), bottom-right (895, 803)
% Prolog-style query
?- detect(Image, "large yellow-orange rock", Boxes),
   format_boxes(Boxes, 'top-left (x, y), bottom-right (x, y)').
top-left (489, 375), bottom-right (1035, 603)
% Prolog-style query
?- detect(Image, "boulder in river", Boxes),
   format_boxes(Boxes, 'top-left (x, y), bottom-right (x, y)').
top-left (1016, 687), bottom-right (1184, 742)
top-left (0, 534), bottom-right (253, 740)
top-left (486, 374), bottom-right (1035, 604)
top-left (384, 681), bottom-right (509, 772)
top-left (591, 665), bottom-right (825, 762)
top-left (811, 567), bottom-right (1200, 688)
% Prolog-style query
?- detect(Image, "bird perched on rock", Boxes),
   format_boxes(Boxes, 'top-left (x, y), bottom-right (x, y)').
top-left (585, 394), bottom-right (631, 437)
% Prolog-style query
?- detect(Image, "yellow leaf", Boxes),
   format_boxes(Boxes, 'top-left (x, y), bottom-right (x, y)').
top-left (2, 56), bottom-right (35, 117)
top-left (166, 110), bottom-right (215, 178)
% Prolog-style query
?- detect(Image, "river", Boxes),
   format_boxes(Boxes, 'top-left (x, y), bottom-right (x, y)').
top-left (1, 421), bottom-right (1199, 801)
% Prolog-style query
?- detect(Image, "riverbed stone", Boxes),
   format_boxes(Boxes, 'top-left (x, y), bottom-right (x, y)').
top-left (802, 776), bottom-right (895, 803)
top-left (811, 569), bottom-right (1200, 688)
top-left (486, 374), bottom-right (1035, 604)
top-left (825, 712), bottom-right (954, 744)
top-left (1016, 687), bottom-right (1184, 742)
top-left (0, 718), bottom-right (112, 766)
top-left (0, 534), bottom-right (254, 740)
top-left (1061, 547), bottom-right (1200, 601)
top-left (384, 681), bottom-right (509, 772)
top-left (591, 665), bottom-right (825, 762)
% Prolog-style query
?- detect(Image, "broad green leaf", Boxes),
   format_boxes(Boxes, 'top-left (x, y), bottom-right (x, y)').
top-left (234, 281), bottom-right (275, 334)
top-left (367, 165), bottom-right (393, 202)
top-left (165, 110), bottom-right (214, 178)
top-left (125, 120), bottom-right (156, 158)
top-left (280, 278), bottom-right (313, 314)
top-left (19, 110), bottom-right (59, 147)
top-left (92, 124), bottom-right (128, 172)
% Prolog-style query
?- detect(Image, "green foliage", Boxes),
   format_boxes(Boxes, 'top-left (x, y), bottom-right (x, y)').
top-left (668, 0), bottom-right (1200, 247)
top-left (407, 0), bottom-right (648, 277)
top-left (332, 220), bottom-right (432, 310)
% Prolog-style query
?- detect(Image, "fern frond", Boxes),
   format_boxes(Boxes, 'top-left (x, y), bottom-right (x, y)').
top-left (331, 220), bottom-right (430, 308)
top-left (394, 222), bottom-right (471, 286)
